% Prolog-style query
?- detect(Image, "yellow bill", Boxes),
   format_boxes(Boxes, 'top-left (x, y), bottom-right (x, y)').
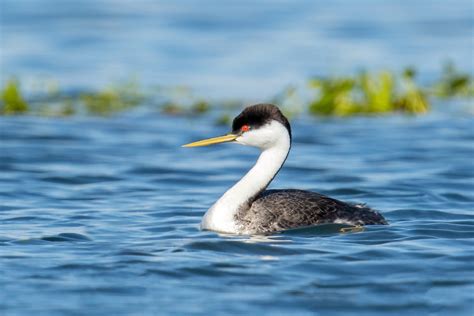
top-left (182, 134), bottom-right (238, 147)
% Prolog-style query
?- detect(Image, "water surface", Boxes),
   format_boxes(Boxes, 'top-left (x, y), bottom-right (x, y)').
top-left (1, 112), bottom-right (473, 315)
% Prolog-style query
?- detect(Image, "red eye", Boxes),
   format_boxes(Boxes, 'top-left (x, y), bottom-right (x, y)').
top-left (241, 125), bottom-right (250, 132)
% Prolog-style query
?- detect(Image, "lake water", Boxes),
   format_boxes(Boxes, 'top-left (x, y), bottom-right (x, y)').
top-left (1, 1), bottom-right (474, 315)
top-left (1, 112), bottom-right (474, 315)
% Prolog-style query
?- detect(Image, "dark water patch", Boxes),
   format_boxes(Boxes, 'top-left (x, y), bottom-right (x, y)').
top-left (3, 215), bottom-right (54, 222)
top-left (52, 263), bottom-right (111, 271)
top-left (115, 259), bottom-right (157, 267)
top-left (11, 238), bottom-right (51, 245)
top-left (179, 265), bottom-right (259, 278)
top-left (67, 286), bottom-right (146, 295)
top-left (39, 175), bottom-right (122, 185)
top-left (211, 261), bottom-right (247, 269)
top-left (0, 132), bottom-right (87, 142)
top-left (284, 165), bottom-right (329, 174)
top-left (436, 168), bottom-right (474, 180)
top-left (0, 204), bottom-right (28, 212)
top-left (0, 163), bottom-right (44, 174)
top-left (440, 192), bottom-right (474, 202)
top-left (26, 273), bottom-right (63, 280)
top-left (0, 236), bottom-right (15, 244)
top-left (69, 214), bottom-right (96, 220)
top-left (142, 268), bottom-right (188, 278)
top-left (41, 233), bottom-right (91, 242)
top-left (142, 226), bottom-right (175, 233)
top-left (116, 249), bottom-right (155, 257)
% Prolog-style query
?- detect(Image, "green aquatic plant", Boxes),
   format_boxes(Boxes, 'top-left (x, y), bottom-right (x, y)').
top-left (308, 69), bottom-right (429, 116)
top-left (162, 102), bottom-right (185, 115)
top-left (80, 90), bottom-right (126, 115)
top-left (161, 100), bottom-right (211, 116)
top-left (308, 77), bottom-right (357, 116)
top-left (394, 68), bottom-right (429, 113)
top-left (159, 86), bottom-right (212, 115)
top-left (215, 113), bottom-right (232, 126)
top-left (1, 79), bottom-right (29, 114)
top-left (80, 80), bottom-right (145, 115)
top-left (60, 100), bottom-right (76, 116)
top-left (433, 62), bottom-right (474, 98)
top-left (358, 71), bottom-right (394, 113)
top-left (191, 100), bottom-right (210, 114)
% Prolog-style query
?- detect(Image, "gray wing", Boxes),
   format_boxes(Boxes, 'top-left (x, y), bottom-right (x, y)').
top-left (235, 189), bottom-right (387, 234)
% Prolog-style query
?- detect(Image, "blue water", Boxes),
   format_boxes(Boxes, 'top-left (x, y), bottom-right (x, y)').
top-left (1, 1), bottom-right (474, 315)
top-left (1, 112), bottom-right (474, 315)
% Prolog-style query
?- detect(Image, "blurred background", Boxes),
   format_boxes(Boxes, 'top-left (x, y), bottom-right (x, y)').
top-left (1, 0), bottom-right (473, 105)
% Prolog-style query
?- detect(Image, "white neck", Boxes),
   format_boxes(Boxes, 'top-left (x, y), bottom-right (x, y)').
top-left (201, 122), bottom-right (291, 233)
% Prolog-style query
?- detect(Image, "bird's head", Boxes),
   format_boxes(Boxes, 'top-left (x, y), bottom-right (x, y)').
top-left (182, 103), bottom-right (291, 150)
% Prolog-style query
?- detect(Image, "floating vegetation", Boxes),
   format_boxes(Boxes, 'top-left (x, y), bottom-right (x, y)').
top-left (0, 78), bottom-right (148, 117)
top-left (1, 79), bottom-right (29, 114)
top-left (394, 68), bottom-right (429, 114)
top-left (158, 86), bottom-right (212, 116)
top-left (161, 100), bottom-right (211, 116)
top-left (191, 100), bottom-right (210, 114)
top-left (161, 102), bottom-right (184, 115)
top-left (0, 63), bottom-right (472, 118)
top-left (307, 68), bottom-right (429, 116)
top-left (80, 80), bottom-right (145, 116)
top-left (215, 113), bottom-right (232, 126)
top-left (432, 62), bottom-right (474, 98)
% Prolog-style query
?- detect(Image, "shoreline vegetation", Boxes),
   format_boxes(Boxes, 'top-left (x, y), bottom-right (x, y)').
top-left (1, 63), bottom-right (473, 122)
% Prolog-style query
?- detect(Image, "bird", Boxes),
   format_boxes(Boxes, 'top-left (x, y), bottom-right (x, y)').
top-left (183, 103), bottom-right (387, 235)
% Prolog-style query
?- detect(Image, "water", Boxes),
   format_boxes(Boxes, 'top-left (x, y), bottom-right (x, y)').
top-left (1, 0), bottom-right (473, 98)
top-left (1, 112), bottom-right (474, 315)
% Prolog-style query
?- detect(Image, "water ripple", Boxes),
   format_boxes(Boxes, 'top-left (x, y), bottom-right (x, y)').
top-left (1, 113), bottom-right (473, 315)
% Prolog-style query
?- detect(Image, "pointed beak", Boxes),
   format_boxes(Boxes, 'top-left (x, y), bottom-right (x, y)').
top-left (182, 133), bottom-right (238, 147)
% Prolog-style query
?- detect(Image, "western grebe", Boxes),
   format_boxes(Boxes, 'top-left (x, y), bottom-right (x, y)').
top-left (183, 103), bottom-right (387, 234)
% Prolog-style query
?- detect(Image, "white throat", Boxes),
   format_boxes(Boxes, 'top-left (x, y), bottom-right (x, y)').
top-left (201, 121), bottom-right (291, 234)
